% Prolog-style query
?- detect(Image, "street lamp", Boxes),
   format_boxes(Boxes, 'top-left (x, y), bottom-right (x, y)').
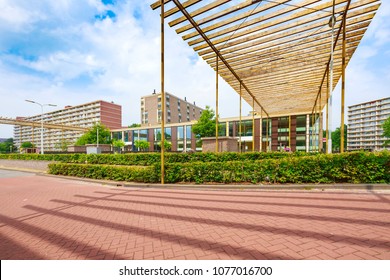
top-left (25, 100), bottom-right (57, 154)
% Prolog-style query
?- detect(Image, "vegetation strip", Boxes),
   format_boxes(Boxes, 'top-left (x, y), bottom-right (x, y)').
top-left (45, 151), bottom-right (390, 184)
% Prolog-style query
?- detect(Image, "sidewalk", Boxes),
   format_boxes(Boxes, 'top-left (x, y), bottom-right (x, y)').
top-left (0, 169), bottom-right (389, 260)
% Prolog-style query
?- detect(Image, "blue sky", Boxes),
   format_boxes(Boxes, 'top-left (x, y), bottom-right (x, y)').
top-left (0, 0), bottom-right (389, 138)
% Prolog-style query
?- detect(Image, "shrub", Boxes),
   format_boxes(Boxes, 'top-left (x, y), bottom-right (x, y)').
top-left (47, 151), bottom-right (390, 184)
top-left (48, 163), bottom-right (158, 183)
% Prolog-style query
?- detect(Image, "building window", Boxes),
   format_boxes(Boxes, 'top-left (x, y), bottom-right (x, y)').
top-left (153, 128), bottom-right (171, 151)
top-left (219, 122), bottom-right (227, 137)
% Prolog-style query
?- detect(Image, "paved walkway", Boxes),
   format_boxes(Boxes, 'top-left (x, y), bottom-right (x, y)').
top-left (0, 169), bottom-right (389, 260)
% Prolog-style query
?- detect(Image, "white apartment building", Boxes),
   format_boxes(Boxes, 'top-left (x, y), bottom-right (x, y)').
top-left (348, 97), bottom-right (390, 151)
top-left (14, 100), bottom-right (122, 151)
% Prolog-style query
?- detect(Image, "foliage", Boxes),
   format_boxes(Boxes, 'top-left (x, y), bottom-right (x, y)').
top-left (21, 142), bottom-right (35, 148)
top-left (75, 123), bottom-right (111, 145)
top-left (331, 124), bottom-right (348, 152)
top-left (192, 106), bottom-right (221, 138)
top-left (382, 116), bottom-right (390, 146)
top-left (0, 151), bottom-right (318, 165)
top-left (158, 140), bottom-right (172, 151)
top-left (0, 138), bottom-right (16, 153)
top-left (134, 140), bottom-right (150, 151)
top-left (48, 163), bottom-right (157, 183)
top-left (112, 139), bottom-right (125, 153)
top-left (43, 151), bottom-right (390, 184)
top-left (112, 139), bottom-right (125, 148)
top-left (128, 123), bottom-right (141, 128)
top-left (54, 140), bottom-right (72, 151)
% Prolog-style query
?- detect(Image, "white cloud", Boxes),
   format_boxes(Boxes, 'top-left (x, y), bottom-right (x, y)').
top-left (1, 0), bottom-right (389, 139)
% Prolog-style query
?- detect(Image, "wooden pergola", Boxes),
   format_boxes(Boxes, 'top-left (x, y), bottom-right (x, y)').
top-left (150, 0), bottom-right (381, 183)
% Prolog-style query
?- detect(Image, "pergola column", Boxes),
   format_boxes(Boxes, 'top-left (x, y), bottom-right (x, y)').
top-left (160, 0), bottom-right (165, 184)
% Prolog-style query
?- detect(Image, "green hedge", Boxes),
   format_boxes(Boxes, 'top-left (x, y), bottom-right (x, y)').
top-left (47, 151), bottom-right (390, 184)
top-left (1, 151), bottom-right (316, 166)
top-left (164, 152), bottom-right (390, 184)
top-left (48, 163), bottom-right (158, 183)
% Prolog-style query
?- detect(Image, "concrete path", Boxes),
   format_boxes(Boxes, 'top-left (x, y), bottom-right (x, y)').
top-left (0, 169), bottom-right (389, 260)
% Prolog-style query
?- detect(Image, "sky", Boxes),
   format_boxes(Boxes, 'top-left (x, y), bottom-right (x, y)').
top-left (0, 0), bottom-right (389, 138)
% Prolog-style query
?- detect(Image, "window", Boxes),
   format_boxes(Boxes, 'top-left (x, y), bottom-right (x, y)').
top-left (219, 122), bottom-right (227, 137)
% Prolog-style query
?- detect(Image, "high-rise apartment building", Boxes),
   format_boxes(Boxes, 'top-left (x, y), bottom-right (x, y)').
top-left (348, 97), bottom-right (390, 151)
top-left (14, 100), bottom-right (122, 151)
top-left (140, 91), bottom-right (204, 126)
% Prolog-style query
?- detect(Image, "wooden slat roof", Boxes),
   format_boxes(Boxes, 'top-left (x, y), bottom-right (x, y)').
top-left (151, 0), bottom-right (381, 117)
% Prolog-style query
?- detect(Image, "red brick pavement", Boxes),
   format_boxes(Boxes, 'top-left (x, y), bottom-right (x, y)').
top-left (0, 170), bottom-right (389, 260)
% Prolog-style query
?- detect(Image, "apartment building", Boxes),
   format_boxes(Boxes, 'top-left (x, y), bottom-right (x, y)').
top-left (348, 97), bottom-right (390, 151)
top-left (112, 113), bottom-right (320, 153)
top-left (14, 100), bottom-right (122, 151)
top-left (140, 91), bottom-right (204, 126)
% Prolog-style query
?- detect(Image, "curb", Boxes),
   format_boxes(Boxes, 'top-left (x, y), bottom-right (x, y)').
top-left (41, 173), bottom-right (390, 191)
top-left (0, 166), bottom-right (47, 174)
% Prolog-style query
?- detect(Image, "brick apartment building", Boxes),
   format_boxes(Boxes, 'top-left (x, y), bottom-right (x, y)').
top-left (141, 91), bottom-right (204, 126)
top-left (14, 100), bottom-right (122, 151)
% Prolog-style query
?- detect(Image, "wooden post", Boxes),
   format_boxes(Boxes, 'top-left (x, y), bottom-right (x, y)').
top-left (216, 55), bottom-right (219, 153)
top-left (239, 83), bottom-right (242, 153)
top-left (252, 98), bottom-right (255, 152)
top-left (341, 12), bottom-right (346, 153)
top-left (260, 109), bottom-right (263, 152)
top-left (326, 66), bottom-right (330, 153)
top-left (160, 0), bottom-right (165, 184)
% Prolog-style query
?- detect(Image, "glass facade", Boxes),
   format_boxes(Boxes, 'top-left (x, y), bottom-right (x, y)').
top-left (277, 117), bottom-right (289, 151)
top-left (110, 113), bottom-right (323, 153)
top-left (154, 128), bottom-right (172, 151)
top-left (296, 115), bottom-right (306, 151)
top-left (261, 119), bottom-right (271, 151)
top-left (309, 115), bottom-right (319, 151)
top-left (177, 126), bottom-right (184, 151)
top-left (219, 122), bottom-right (227, 137)
top-left (237, 120), bottom-right (253, 137)
top-left (186, 125), bottom-right (192, 150)
top-left (132, 129), bottom-right (149, 151)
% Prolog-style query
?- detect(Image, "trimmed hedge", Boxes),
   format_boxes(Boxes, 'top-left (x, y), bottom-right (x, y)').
top-left (164, 152), bottom-right (390, 184)
top-left (1, 151), bottom-right (316, 166)
top-left (47, 151), bottom-right (390, 184)
top-left (48, 163), bottom-right (158, 183)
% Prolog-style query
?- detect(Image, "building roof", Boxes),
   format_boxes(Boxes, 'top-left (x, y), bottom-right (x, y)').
top-left (151, 0), bottom-right (381, 117)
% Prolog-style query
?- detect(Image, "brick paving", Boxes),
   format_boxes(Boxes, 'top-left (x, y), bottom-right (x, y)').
top-left (0, 169), bottom-right (389, 260)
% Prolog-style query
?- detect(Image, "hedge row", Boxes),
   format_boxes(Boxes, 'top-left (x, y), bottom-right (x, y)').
top-left (1, 151), bottom-right (316, 166)
top-left (48, 151), bottom-right (390, 184)
top-left (48, 164), bottom-right (158, 183)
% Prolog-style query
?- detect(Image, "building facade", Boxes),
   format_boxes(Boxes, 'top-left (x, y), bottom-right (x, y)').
top-left (112, 113), bottom-right (320, 153)
top-left (348, 97), bottom-right (390, 151)
top-left (14, 100), bottom-right (122, 151)
top-left (141, 91), bottom-right (204, 126)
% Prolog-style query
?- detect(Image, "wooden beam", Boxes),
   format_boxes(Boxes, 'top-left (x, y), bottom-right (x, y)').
top-left (169, 0), bottom-right (232, 27)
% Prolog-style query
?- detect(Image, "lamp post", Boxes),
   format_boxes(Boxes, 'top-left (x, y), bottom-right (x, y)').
top-left (25, 100), bottom-right (57, 154)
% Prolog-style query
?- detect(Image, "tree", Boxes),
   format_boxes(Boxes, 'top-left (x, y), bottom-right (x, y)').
top-left (331, 124), bottom-right (347, 152)
top-left (134, 140), bottom-right (150, 151)
top-left (21, 142), bottom-right (35, 149)
top-left (0, 138), bottom-right (16, 153)
top-left (382, 116), bottom-right (390, 147)
top-left (54, 140), bottom-right (72, 151)
top-left (158, 140), bottom-right (172, 151)
top-left (112, 139), bottom-right (125, 153)
top-left (75, 123), bottom-right (111, 145)
top-left (128, 123), bottom-right (141, 128)
top-left (192, 106), bottom-right (221, 138)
